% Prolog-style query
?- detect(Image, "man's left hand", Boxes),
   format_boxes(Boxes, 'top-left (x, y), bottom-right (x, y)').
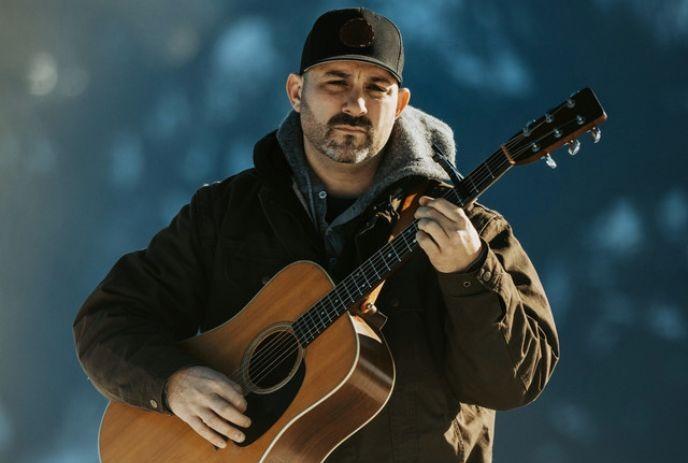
top-left (414, 196), bottom-right (484, 273)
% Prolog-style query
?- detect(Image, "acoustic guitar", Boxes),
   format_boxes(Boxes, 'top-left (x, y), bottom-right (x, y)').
top-left (98, 88), bottom-right (607, 462)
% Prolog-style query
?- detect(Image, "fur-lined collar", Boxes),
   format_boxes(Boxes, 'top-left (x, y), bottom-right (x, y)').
top-left (275, 105), bottom-right (457, 228)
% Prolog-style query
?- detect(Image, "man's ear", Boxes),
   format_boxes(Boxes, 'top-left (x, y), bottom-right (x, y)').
top-left (286, 73), bottom-right (304, 112)
top-left (395, 86), bottom-right (411, 119)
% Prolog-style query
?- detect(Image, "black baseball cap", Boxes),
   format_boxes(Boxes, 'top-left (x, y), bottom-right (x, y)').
top-left (299, 7), bottom-right (404, 84)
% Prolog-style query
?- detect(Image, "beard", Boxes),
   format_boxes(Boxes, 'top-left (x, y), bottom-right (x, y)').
top-left (299, 97), bottom-right (376, 164)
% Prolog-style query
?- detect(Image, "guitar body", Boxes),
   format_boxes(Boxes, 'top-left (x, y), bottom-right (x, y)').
top-left (98, 260), bottom-right (396, 463)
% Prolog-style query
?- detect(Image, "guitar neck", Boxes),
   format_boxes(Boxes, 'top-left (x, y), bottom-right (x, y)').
top-left (293, 151), bottom-right (513, 346)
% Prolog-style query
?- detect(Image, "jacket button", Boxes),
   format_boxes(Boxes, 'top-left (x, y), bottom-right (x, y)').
top-left (462, 281), bottom-right (472, 288)
top-left (150, 399), bottom-right (158, 409)
top-left (318, 190), bottom-right (327, 199)
top-left (482, 271), bottom-right (492, 282)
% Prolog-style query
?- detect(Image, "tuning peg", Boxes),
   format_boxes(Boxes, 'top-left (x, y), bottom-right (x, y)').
top-left (544, 154), bottom-right (557, 169)
top-left (522, 119), bottom-right (536, 136)
top-left (567, 139), bottom-right (581, 156)
top-left (590, 126), bottom-right (602, 143)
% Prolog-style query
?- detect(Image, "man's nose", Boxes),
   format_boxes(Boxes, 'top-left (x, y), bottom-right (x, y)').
top-left (342, 91), bottom-right (367, 117)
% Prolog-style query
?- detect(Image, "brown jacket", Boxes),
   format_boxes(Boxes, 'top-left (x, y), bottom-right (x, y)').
top-left (73, 130), bottom-right (559, 462)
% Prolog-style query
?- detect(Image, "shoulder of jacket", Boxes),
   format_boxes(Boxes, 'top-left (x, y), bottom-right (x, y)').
top-left (196, 168), bottom-right (260, 202)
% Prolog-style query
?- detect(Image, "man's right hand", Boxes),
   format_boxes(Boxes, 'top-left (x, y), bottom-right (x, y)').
top-left (164, 366), bottom-right (251, 449)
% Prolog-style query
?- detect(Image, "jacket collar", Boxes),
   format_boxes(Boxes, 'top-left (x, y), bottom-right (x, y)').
top-left (272, 105), bottom-right (458, 228)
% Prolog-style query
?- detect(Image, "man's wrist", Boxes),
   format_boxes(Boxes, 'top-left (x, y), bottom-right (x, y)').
top-left (458, 241), bottom-right (488, 274)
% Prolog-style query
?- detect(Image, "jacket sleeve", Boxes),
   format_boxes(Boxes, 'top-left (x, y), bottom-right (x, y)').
top-left (435, 210), bottom-right (560, 411)
top-left (72, 184), bottom-right (218, 415)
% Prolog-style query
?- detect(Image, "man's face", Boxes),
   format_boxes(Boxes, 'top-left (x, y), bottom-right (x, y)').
top-left (296, 60), bottom-right (407, 164)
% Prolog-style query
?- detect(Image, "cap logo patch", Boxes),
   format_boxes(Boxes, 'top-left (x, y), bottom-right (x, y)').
top-left (339, 17), bottom-right (374, 48)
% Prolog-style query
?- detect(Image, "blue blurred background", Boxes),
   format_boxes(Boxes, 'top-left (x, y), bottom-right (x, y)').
top-left (1, 0), bottom-right (686, 461)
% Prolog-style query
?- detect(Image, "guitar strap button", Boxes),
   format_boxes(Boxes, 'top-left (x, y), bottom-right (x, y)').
top-left (363, 302), bottom-right (378, 314)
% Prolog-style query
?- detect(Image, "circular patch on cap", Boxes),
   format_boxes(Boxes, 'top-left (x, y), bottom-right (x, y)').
top-left (339, 17), bottom-right (374, 48)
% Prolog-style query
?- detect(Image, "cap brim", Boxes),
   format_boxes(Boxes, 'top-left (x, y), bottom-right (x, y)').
top-left (303, 55), bottom-right (402, 84)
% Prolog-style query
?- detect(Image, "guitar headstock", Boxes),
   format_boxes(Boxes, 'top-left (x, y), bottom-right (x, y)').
top-left (502, 88), bottom-right (607, 168)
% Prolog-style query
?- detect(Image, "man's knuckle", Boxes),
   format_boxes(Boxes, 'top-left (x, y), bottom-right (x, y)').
top-left (217, 420), bottom-right (234, 435)
top-left (206, 414), bottom-right (223, 428)
top-left (231, 382), bottom-right (245, 396)
top-left (226, 389), bottom-right (246, 408)
top-left (219, 402), bottom-right (235, 416)
top-left (188, 416), bottom-right (203, 430)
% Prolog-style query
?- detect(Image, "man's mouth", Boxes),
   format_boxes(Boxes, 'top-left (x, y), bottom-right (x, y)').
top-left (333, 125), bottom-right (367, 133)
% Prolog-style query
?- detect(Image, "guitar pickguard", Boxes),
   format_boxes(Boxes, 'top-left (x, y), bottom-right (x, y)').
top-left (238, 361), bottom-right (306, 446)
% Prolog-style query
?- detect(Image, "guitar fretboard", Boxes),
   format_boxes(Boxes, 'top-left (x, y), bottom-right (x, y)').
top-left (292, 149), bottom-right (513, 346)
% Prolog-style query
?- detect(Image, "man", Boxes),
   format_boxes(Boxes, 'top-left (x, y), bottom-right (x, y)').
top-left (73, 7), bottom-right (559, 462)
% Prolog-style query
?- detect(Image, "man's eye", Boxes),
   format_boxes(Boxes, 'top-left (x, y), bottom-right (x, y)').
top-left (328, 81), bottom-right (346, 86)
top-left (369, 86), bottom-right (386, 92)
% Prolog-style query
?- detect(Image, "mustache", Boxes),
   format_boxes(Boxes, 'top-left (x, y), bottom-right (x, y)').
top-left (328, 113), bottom-right (372, 130)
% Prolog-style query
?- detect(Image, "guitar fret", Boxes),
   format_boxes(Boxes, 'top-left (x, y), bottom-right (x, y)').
top-left (381, 251), bottom-right (392, 271)
top-left (316, 307), bottom-right (327, 330)
top-left (466, 175), bottom-right (479, 194)
top-left (371, 263), bottom-right (381, 279)
top-left (484, 162), bottom-right (495, 179)
top-left (329, 293), bottom-right (345, 313)
top-left (448, 189), bottom-right (464, 207)
top-left (359, 269), bottom-right (371, 289)
top-left (401, 231), bottom-right (413, 251)
top-left (341, 281), bottom-right (355, 303)
top-left (307, 313), bottom-right (318, 335)
top-left (352, 277), bottom-right (364, 296)
top-left (390, 243), bottom-right (401, 261)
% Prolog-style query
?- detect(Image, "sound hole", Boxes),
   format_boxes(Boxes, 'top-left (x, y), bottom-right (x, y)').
top-left (246, 328), bottom-right (302, 394)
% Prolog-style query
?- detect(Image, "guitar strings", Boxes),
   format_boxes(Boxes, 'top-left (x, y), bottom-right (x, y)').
top-left (242, 113), bottom-right (588, 389)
